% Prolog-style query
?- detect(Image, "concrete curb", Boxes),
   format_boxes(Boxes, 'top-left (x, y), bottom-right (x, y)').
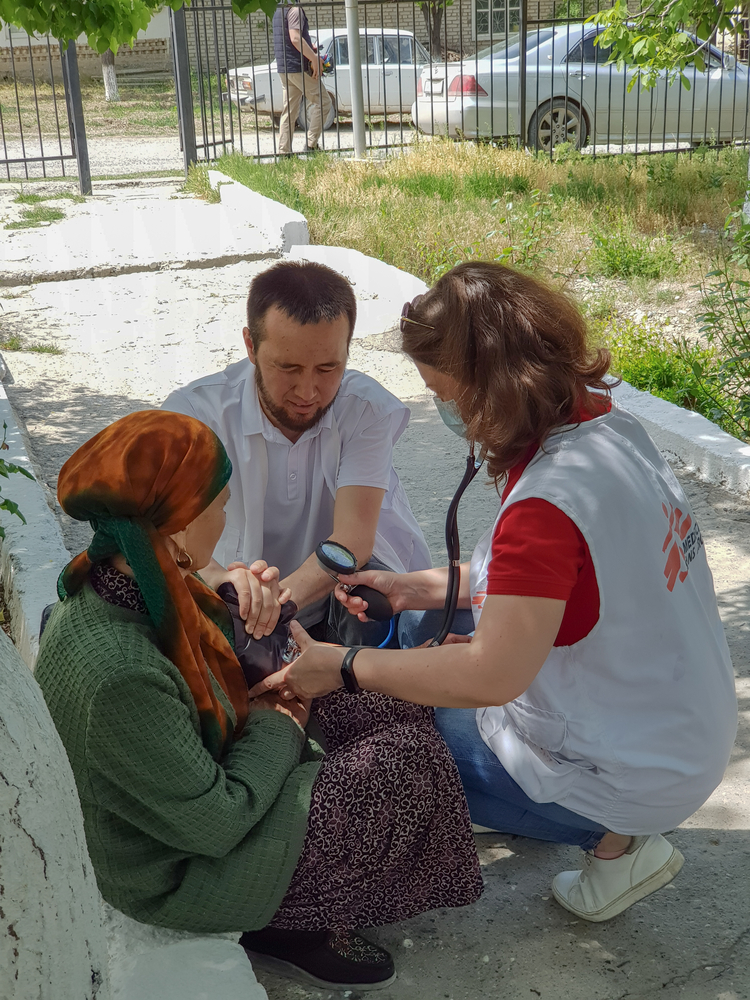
top-left (612, 380), bottom-right (750, 496)
top-left (288, 245), bottom-right (428, 339)
top-left (208, 170), bottom-right (308, 253)
top-left (0, 384), bottom-right (70, 668)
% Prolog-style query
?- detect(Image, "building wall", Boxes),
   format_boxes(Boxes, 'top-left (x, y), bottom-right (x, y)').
top-left (0, 9), bottom-right (171, 81)
top-left (182, 0), bottom-right (565, 72)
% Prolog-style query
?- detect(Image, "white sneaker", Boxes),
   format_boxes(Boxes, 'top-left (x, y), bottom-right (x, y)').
top-left (551, 834), bottom-right (684, 922)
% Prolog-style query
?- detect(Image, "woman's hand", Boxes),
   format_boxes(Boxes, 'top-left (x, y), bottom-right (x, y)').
top-left (248, 690), bottom-right (311, 730)
top-left (248, 620), bottom-right (346, 701)
top-left (334, 569), bottom-right (410, 621)
top-left (225, 560), bottom-right (291, 638)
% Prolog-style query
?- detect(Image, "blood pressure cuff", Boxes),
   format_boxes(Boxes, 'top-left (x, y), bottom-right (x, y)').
top-left (217, 582), bottom-right (298, 689)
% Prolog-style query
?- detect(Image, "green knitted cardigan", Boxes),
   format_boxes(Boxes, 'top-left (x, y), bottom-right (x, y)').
top-left (35, 582), bottom-right (322, 933)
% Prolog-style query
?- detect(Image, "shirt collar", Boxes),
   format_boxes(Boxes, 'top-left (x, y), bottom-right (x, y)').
top-left (241, 362), bottom-right (336, 443)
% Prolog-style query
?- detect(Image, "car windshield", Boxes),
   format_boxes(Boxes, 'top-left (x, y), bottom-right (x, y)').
top-left (475, 29), bottom-right (555, 61)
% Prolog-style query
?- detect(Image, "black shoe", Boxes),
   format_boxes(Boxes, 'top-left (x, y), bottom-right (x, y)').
top-left (241, 926), bottom-right (396, 991)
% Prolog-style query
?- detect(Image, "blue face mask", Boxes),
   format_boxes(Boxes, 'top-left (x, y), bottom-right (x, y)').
top-left (433, 397), bottom-right (467, 439)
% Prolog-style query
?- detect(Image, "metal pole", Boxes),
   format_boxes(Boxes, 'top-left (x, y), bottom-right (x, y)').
top-left (517, 0), bottom-right (527, 149)
top-left (344, 0), bottom-right (366, 159)
top-left (170, 6), bottom-right (198, 172)
top-left (59, 41), bottom-right (91, 195)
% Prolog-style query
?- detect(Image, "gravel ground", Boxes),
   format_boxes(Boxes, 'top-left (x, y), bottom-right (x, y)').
top-left (0, 123), bottom-right (416, 183)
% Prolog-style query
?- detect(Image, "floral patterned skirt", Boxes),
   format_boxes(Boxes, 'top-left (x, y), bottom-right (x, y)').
top-left (270, 689), bottom-right (483, 931)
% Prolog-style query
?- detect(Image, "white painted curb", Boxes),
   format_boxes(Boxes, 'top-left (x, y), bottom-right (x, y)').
top-left (612, 380), bottom-right (750, 495)
top-left (208, 170), bottom-right (308, 253)
top-left (0, 385), bottom-right (70, 668)
top-left (288, 245), bottom-right (428, 339)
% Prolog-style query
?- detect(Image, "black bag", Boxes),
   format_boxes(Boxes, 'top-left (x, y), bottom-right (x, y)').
top-left (217, 582), bottom-right (299, 689)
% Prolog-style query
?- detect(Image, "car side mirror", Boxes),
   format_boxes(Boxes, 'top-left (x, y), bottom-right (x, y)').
top-left (724, 54), bottom-right (736, 70)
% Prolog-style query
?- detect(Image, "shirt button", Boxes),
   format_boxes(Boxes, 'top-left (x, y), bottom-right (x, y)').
top-left (289, 473), bottom-right (297, 481)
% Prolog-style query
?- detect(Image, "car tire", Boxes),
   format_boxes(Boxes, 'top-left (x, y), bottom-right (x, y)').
top-left (527, 98), bottom-right (588, 153)
top-left (296, 94), bottom-right (337, 131)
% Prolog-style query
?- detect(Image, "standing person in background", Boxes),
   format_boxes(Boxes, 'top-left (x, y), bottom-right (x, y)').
top-left (273, 0), bottom-right (333, 155)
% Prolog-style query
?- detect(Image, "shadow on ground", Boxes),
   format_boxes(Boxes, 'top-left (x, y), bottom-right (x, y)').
top-left (256, 829), bottom-right (749, 1000)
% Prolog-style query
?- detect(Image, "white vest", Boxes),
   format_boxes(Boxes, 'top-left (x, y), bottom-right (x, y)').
top-left (470, 403), bottom-right (737, 835)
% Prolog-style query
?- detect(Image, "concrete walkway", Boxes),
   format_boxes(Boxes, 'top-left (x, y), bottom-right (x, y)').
top-left (0, 182), bottom-right (747, 1000)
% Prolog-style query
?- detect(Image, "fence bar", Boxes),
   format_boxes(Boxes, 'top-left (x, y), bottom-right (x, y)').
top-left (59, 41), bottom-right (91, 195)
top-left (171, 6), bottom-right (198, 171)
top-left (345, 0), bottom-right (367, 157)
top-left (518, 0), bottom-right (527, 146)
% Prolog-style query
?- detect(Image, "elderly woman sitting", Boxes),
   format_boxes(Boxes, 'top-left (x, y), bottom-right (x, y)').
top-left (35, 410), bottom-right (482, 992)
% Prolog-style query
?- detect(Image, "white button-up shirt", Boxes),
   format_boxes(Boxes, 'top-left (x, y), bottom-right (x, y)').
top-left (162, 358), bottom-right (431, 577)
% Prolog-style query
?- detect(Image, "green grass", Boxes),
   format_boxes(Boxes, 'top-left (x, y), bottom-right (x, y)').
top-left (600, 316), bottom-right (745, 437)
top-left (591, 223), bottom-right (682, 279)
top-left (189, 142), bottom-right (747, 284)
top-left (0, 334), bottom-right (62, 354)
top-left (13, 191), bottom-right (85, 205)
top-left (4, 205), bottom-right (66, 230)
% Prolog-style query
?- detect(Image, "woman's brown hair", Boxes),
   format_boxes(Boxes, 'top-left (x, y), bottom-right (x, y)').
top-left (401, 262), bottom-right (613, 484)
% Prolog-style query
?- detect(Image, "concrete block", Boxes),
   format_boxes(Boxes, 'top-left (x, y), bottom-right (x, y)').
top-left (288, 245), bottom-right (428, 339)
top-left (0, 192), bottom-right (279, 286)
top-left (114, 940), bottom-right (267, 1000)
top-left (613, 380), bottom-right (750, 496)
top-left (0, 626), bottom-right (108, 1000)
top-left (0, 385), bottom-right (70, 667)
top-left (104, 903), bottom-right (268, 1000)
top-left (208, 170), bottom-right (308, 253)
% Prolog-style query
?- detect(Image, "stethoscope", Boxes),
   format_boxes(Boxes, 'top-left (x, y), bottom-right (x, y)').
top-left (315, 443), bottom-right (484, 647)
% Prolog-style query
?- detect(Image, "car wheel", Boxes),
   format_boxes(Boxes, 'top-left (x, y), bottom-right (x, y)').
top-left (297, 94), bottom-right (337, 131)
top-left (528, 98), bottom-right (588, 153)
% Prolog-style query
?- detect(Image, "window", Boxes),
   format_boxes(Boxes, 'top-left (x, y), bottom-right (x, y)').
top-left (333, 35), bottom-right (377, 66)
top-left (382, 36), bottom-right (416, 65)
top-left (476, 28), bottom-right (555, 61)
top-left (565, 33), bottom-right (613, 64)
top-left (475, 0), bottom-right (520, 41)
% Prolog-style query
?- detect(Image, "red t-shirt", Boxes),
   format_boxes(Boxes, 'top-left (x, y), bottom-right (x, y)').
top-left (485, 399), bottom-right (611, 645)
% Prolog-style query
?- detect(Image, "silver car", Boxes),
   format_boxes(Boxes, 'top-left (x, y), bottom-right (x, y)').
top-left (411, 25), bottom-right (749, 150)
top-left (228, 27), bottom-right (429, 129)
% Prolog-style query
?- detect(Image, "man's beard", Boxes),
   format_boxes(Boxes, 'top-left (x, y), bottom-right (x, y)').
top-left (255, 365), bottom-right (337, 435)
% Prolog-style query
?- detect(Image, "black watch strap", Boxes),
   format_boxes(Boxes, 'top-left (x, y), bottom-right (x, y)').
top-left (340, 646), bottom-right (364, 695)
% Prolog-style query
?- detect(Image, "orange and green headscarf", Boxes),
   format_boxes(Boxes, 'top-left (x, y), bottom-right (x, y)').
top-left (57, 410), bottom-right (248, 760)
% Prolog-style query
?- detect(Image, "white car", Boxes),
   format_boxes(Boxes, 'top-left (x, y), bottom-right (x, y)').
top-left (227, 27), bottom-right (430, 129)
top-left (411, 25), bottom-right (749, 150)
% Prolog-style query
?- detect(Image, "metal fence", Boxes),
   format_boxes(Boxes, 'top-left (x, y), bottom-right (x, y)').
top-left (0, 32), bottom-right (91, 192)
top-left (171, 0), bottom-right (750, 165)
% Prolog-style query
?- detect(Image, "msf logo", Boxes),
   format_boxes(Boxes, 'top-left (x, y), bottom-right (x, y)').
top-left (662, 502), bottom-right (703, 592)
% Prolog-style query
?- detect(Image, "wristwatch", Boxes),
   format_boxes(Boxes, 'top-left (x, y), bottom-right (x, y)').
top-left (340, 646), bottom-right (364, 695)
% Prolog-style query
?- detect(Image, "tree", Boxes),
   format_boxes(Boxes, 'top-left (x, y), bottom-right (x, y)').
top-left (101, 50), bottom-right (120, 102)
top-left (0, 0), bottom-right (277, 53)
top-left (589, 0), bottom-right (745, 87)
top-left (588, 0), bottom-right (749, 211)
top-left (417, 0), bottom-right (455, 61)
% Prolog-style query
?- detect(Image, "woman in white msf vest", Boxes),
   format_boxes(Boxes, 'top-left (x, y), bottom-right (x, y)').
top-left (250, 261), bottom-right (738, 923)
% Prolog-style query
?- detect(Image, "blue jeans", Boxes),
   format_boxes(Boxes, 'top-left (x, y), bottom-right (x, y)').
top-left (398, 609), bottom-right (606, 851)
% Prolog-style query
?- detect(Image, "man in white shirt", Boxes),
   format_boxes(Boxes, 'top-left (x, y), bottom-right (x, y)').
top-left (162, 260), bottom-right (431, 646)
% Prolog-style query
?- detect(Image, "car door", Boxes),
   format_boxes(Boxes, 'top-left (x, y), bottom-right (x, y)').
top-left (651, 60), bottom-right (711, 143)
top-left (380, 35), bottom-right (421, 113)
top-left (564, 31), bottom-right (651, 144)
top-left (332, 34), bottom-right (380, 114)
top-left (658, 48), bottom-right (748, 143)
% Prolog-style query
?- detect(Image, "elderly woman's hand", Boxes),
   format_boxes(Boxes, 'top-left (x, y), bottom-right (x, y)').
top-left (225, 560), bottom-right (292, 639)
top-left (248, 690), bottom-right (311, 731)
top-left (248, 621), bottom-right (346, 701)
